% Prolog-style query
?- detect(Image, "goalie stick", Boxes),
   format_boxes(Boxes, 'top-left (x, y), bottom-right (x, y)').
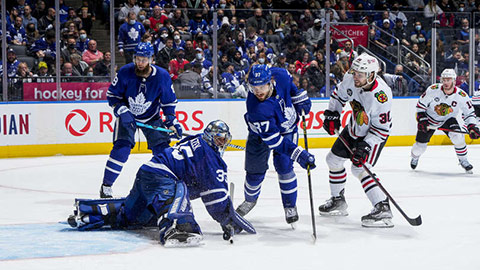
top-left (301, 113), bottom-right (317, 242)
top-left (136, 122), bottom-right (246, 150)
top-left (222, 182), bottom-right (235, 244)
top-left (334, 130), bottom-right (422, 226)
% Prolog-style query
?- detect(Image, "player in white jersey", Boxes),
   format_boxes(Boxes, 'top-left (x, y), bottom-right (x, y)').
top-left (472, 90), bottom-right (480, 119)
top-left (318, 53), bottom-right (394, 228)
top-left (410, 69), bottom-right (480, 173)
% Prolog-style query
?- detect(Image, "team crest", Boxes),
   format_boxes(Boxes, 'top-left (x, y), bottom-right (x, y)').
top-left (128, 92), bottom-right (152, 115)
top-left (434, 103), bottom-right (453, 116)
top-left (375, 90), bottom-right (388, 103)
top-left (459, 91), bottom-right (467, 97)
top-left (350, 100), bottom-right (369, 126)
top-left (347, 88), bottom-right (353, 96)
top-left (431, 84), bottom-right (439, 89)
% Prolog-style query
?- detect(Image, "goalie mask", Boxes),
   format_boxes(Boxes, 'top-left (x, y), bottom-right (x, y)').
top-left (203, 120), bottom-right (232, 155)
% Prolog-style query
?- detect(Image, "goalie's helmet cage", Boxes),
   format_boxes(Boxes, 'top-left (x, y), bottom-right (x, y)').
top-left (351, 53), bottom-right (379, 85)
top-left (202, 120), bottom-right (232, 155)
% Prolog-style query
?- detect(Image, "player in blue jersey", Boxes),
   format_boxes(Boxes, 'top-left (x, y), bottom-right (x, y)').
top-left (100, 42), bottom-right (183, 198)
top-left (68, 120), bottom-right (256, 247)
top-left (236, 64), bottom-right (316, 226)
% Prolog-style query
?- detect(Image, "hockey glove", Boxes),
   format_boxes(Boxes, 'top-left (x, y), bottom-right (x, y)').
top-left (164, 114), bottom-right (183, 139)
top-left (468, 124), bottom-right (480, 139)
top-left (352, 141), bottom-right (371, 167)
top-left (294, 99), bottom-right (312, 116)
top-left (417, 112), bottom-right (429, 133)
top-left (297, 149), bottom-right (316, 170)
top-left (323, 110), bottom-right (340, 135)
top-left (220, 203), bottom-right (256, 237)
top-left (113, 105), bottom-right (136, 130)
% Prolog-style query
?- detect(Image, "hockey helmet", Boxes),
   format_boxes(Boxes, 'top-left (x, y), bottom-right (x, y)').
top-left (203, 120), bottom-right (232, 155)
top-left (441, 69), bottom-right (456, 81)
top-left (248, 64), bottom-right (272, 86)
top-left (350, 52), bottom-right (379, 85)
top-left (134, 42), bottom-right (154, 58)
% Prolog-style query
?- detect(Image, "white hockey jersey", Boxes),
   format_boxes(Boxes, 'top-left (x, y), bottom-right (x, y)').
top-left (329, 73), bottom-right (393, 147)
top-left (416, 84), bottom-right (477, 127)
top-left (472, 90), bottom-right (480, 107)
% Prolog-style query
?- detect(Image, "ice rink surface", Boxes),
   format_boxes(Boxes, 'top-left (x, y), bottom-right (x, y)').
top-left (1, 144), bottom-right (479, 270)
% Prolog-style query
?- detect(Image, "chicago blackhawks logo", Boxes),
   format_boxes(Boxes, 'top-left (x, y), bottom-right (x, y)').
top-left (375, 90), bottom-right (388, 103)
top-left (350, 100), bottom-right (369, 126)
top-left (459, 91), bottom-right (467, 97)
top-left (434, 103), bottom-right (453, 116)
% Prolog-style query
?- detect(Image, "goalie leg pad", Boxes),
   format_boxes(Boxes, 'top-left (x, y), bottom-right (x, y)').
top-left (70, 198), bottom-right (126, 230)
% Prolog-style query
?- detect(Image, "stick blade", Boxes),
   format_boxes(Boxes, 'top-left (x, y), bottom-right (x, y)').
top-left (407, 215), bottom-right (422, 226)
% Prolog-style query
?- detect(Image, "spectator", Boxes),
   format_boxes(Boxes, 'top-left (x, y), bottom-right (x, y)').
top-left (338, 10), bottom-right (353, 23)
top-left (306, 19), bottom-right (324, 52)
top-left (30, 30), bottom-right (56, 67)
top-left (66, 8), bottom-right (82, 30)
top-left (21, 5), bottom-right (37, 30)
top-left (319, 1), bottom-right (339, 21)
top-left (382, 65), bottom-right (408, 96)
top-left (284, 22), bottom-right (305, 45)
top-left (445, 41), bottom-right (460, 61)
top-left (76, 29), bottom-right (90, 53)
top-left (232, 50), bottom-right (249, 73)
top-left (79, 7), bottom-right (93, 35)
top-left (389, 2), bottom-right (407, 26)
top-left (156, 37), bottom-right (175, 69)
top-left (0, 47), bottom-right (20, 78)
top-left (61, 38), bottom-right (82, 63)
top-left (191, 48), bottom-right (212, 77)
top-left (177, 63), bottom-right (202, 92)
top-left (8, 16), bottom-right (27, 45)
top-left (82, 39), bottom-right (104, 67)
top-left (38, 8), bottom-right (55, 35)
top-left (24, 23), bottom-right (39, 46)
top-left (236, 0), bottom-right (255, 21)
top-left (118, 11), bottom-right (145, 64)
top-left (456, 18), bottom-right (470, 52)
top-left (424, 0), bottom-right (443, 19)
top-left (70, 53), bottom-right (89, 77)
top-left (173, 31), bottom-right (185, 50)
top-left (294, 51), bottom-right (311, 75)
top-left (58, 0), bottom-right (70, 24)
top-left (171, 9), bottom-right (188, 32)
top-left (376, 11), bottom-right (394, 30)
top-left (149, 5), bottom-right (167, 32)
top-left (93, 51), bottom-right (112, 78)
top-left (392, 18), bottom-right (410, 47)
top-left (246, 8), bottom-right (268, 36)
top-left (169, 48), bottom-right (189, 81)
top-left (189, 13), bottom-right (209, 36)
top-left (374, 20), bottom-right (395, 51)
top-left (221, 62), bottom-right (247, 98)
top-left (32, 1), bottom-right (47, 21)
top-left (298, 9), bottom-right (315, 32)
top-left (184, 40), bottom-right (196, 62)
top-left (341, 40), bottom-right (357, 65)
top-left (33, 61), bottom-right (54, 83)
top-left (410, 21), bottom-right (428, 51)
top-left (118, 0), bottom-right (141, 24)
top-left (62, 62), bottom-right (75, 82)
top-left (304, 60), bottom-right (324, 97)
top-left (255, 40), bottom-right (274, 62)
top-left (405, 43), bottom-right (428, 76)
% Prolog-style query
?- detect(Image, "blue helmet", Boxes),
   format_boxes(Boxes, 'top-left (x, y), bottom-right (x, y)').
top-left (203, 120), bottom-right (232, 155)
top-left (134, 42), bottom-right (154, 58)
top-left (248, 64), bottom-right (272, 86)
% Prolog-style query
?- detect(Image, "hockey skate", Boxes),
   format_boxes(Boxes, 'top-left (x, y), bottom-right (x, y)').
top-left (361, 199), bottom-right (394, 228)
top-left (459, 160), bottom-right (473, 174)
top-left (318, 189), bottom-right (348, 216)
top-left (410, 157), bottom-right (419, 170)
top-left (67, 214), bottom-right (89, 228)
top-left (284, 206), bottom-right (299, 228)
top-left (162, 225), bottom-right (203, 248)
top-left (100, 184), bottom-right (113, 198)
top-left (236, 200), bottom-right (257, 217)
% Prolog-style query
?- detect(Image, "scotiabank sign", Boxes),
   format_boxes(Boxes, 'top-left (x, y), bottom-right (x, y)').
top-left (23, 82), bottom-right (109, 101)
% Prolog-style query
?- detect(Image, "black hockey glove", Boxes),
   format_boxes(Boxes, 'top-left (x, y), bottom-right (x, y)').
top-left (417, 112), bottom-right (429, 133)
top-left (352, 141), bottom-right (371, 167)
top-left (323, 110), bottom-right (340, 135)
top-left (468, 124), bottom-right (480, 139)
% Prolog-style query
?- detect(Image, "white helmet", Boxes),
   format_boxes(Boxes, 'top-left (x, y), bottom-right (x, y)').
top-left (351, 53), bottom-right (379, 85)
top-left (441, 69), bottom-right (456, 81)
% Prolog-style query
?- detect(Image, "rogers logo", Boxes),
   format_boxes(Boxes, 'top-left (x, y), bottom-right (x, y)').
top-left (65, 109), bottom-right (91, 136)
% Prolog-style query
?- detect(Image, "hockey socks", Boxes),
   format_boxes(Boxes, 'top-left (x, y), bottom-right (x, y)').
top-left (103, 141), bottom-right (131, 186)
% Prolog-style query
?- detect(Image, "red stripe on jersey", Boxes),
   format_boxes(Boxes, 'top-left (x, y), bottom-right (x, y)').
top-left (362, 179), bottom-right (375, 188)
top-left (369, 144), bottom-right (378, 164)
top-left (371, 126), bottom-right (388, 137)
top-left (330, 173), bottom-right (347, 180)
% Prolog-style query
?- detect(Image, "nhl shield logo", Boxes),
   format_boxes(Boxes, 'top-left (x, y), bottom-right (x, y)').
top-left (347, 88), bottom-right (352, 96)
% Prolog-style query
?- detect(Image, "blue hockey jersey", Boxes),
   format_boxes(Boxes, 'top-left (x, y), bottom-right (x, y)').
top-left (107, 63), bottom-right (177, 122)
top-left (244, 67), bottom-right (309, 156)
top-left (221, 71), bottom-right (245, 94)
top-left (30, 37), bottom-right (56, 58)
top-left (140, 135), bottom-right (231, 223)
top-left (118, 21), bottom-right (146, 52)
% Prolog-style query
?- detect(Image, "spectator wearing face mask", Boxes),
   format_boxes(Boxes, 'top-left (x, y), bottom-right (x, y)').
top-left (76, 30), bottom-right (90, 53)
top-left (410, 21), bottom-right (428, 51)
top-left (306, 19), bottom-right (325, 52)
top-left (173, 31), bottom-right (185, 50)
top-left (189, 13), bottom-right (209, 36)
top-left (191, 48), bottom-right (212, 77)
top-left (169, 48), bottom-right (189, 81)
top-left (61, 37), bottom-right (82, 63)
top-left (118, 0), bottom-right (141, 24)
top-left (118, 11), bottom-right (146, 64)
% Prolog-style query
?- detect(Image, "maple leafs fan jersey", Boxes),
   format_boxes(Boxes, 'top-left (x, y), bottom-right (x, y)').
top-left (107, 63), bottom-right (178, 122)
top-left (416, 84), bottom-right (477, 127)
top-left (329, 73), bottom-right (393, 147)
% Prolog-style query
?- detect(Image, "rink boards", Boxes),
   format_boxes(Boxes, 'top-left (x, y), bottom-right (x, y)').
top-left (0, 98), bottom-right (477, 158)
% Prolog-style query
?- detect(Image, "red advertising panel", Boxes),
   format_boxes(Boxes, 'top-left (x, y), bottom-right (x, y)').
top-left (23, 82), bottom-right (109, 101)
top-left (331, 24), bottom-right (369, 48)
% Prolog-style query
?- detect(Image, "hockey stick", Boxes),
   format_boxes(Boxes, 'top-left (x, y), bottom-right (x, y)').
top-left (427, 126), bottom-right (470, 134)
top-left (222, 182), bottom-right (235, 244)
top-left (136, 122), bottom-right (246, 150)
top-left (334, 130), bottom-right (422, 226)
top-left (301, 113), bottom-right (317, 241)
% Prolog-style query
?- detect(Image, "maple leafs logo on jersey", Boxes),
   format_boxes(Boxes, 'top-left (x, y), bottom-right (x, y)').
top-left (128, 92), bottom-right (152, 115)
top-left (350, 100), bottom-right (369, 126)
top-left (281, 106), bottom-right (297, 130)
top-left (375, 90), bottom-right (388, 103)
top-left (459, 91), bottom-right (467, 97)
top-left (434, 103), bottom-right (453, 116)
top-left (128, 27), bottom-right (139, 40)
